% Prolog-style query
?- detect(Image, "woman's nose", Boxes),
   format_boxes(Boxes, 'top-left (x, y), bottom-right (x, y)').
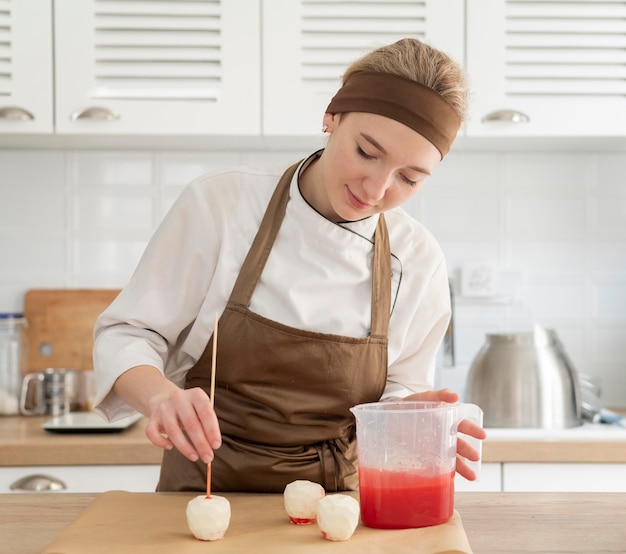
top-left (363, 171), bottom-right (392, 201)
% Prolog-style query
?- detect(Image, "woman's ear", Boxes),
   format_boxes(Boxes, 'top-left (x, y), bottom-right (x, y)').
top-left (322, 112), bottom-right (337, 132)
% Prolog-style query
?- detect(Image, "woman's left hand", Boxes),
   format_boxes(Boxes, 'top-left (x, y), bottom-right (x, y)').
top-left (403, 388), bottom-right (487, 481)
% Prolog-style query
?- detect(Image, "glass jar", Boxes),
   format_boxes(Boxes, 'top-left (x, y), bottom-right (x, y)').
top-left (0, 313), bottom-right (28, 415)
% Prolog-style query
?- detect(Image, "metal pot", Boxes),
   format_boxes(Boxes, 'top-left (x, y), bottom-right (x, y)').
top-left (465, 328), bottom-right (582, 428)
top-left (19, 368), bottom-right (95, 416)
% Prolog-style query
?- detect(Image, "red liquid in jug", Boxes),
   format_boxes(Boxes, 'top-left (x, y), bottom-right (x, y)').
top-left (358, 466), bottom-right (455, 529)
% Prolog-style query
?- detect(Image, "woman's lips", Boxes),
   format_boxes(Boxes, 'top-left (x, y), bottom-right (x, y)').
top-left (346, 186), bottom-right (372, 211)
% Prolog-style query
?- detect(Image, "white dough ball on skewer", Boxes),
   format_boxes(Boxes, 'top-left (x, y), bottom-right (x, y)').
top-left (283, 480), bottom-right (325, 524)
top-left (316, 494), bottom-right (360, 541)
top-left (186, 495), bottom-right (231, 541)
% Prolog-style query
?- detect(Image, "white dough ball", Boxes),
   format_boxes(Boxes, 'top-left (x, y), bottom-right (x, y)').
top-left (186, 494), bottom-right (231, 541)
top-left (283, 480), bottom-right (325, 524)
top-left (316, 494), bottom-right (360, 541)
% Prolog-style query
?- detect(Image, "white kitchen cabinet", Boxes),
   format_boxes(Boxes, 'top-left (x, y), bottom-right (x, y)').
top-left (262, 0), bottom-right (464, 135)
top-left (52, 0), bottom-right (260, 135)
top-left (6, 0), bottom-right (626, 141)
top-left (1, 465), bottom-right (161, 493)
top-left (465, 0), bottom-right (626, 137)
top-left (455, 462), bottom-right (502, 492)
top-left (0, 0), bottom-right (53, 133)
top-left (503, 463), bottom-right (626, 492)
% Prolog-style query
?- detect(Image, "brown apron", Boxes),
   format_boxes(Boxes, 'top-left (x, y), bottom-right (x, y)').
top-left (157, 162), bottom-right (391, 493)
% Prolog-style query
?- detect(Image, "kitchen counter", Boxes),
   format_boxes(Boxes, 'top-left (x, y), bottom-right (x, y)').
top-left (1, 491), bottom-right (624, 554)
top-left (482, 419), bottom-right (626, 462)
top-left (1, 414), bottom-right (626, 466)
top-left (0, 415), bottom-right (162, 466)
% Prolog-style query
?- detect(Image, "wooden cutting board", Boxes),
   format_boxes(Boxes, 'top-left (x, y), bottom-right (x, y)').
top-left (42, 491), bottom-right (473, 553)
top-left (23, 289), bottom-right (121, 373)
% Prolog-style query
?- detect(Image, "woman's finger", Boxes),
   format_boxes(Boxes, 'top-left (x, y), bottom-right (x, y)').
top-left (456, 436), bottom-right (480, 462)
top-left (179, 389), bottom-right (219, 464)
top-left (455, 455), bottom-right (477, 481)
top-left (144, 387), bottom-right (222, 464)
top-left (190, 388), bottom-right (222, 451)
top-left (159, 408), bottom-right (202, 462)
top-left (458, 418), bottom-right (487, 439)
top-left (145, 418), bottom-right (174, 450)
top-left (146, 388), bottom-right (202, 462)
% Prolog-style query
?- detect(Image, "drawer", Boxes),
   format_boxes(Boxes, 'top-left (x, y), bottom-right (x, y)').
top-left (1, 464), bottom-right (160, 493)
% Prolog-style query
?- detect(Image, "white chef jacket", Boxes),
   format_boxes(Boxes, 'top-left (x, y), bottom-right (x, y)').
top-left (93, 153), bottom-right (451, 421)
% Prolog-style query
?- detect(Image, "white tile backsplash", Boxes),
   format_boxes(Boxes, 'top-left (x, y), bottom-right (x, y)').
top-left (72, 152), bottom-right (153, 187)
top-left (592, 243), bottom-right (626, 273)
top-left (433, 151), bottom-right (501, 193)
top-left (593, 195), bottom-right (626, 237)
top-left (421, 192), bottom-right (500, 239)
top-left (159, 152), bottom-right (243, 186)
top-left (593, 326), bottom-right (626, 360)
top-left (592, 280), bottom-right (626, 319)
top-left (505, 153), bottom-right (593, 192)
top-left (73, 238), bottom-right (148, 280)
top-left (507, 194), bottom-right (587, 239)
top-left (0, 237), bottom-right (66, 276)
top-left (1, 146), bottom-right (625, 406)
top-left (73, 194), bottom-right (154, 235)
top-left (523, 282), bottom-right (587, 320)
top-left (595, 154), bottom-right (626, 190)
top-left (508, 241), bottom-right (585, 274)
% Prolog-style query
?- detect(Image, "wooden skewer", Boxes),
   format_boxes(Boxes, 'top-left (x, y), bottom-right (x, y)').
top-left (210, 312), bottom-right (218, 411)
top-left (206, 312), bottom-right (218, 499)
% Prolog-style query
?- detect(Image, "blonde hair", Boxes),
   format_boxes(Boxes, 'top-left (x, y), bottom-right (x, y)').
top-left (343, 38), bottom-right (468, 123)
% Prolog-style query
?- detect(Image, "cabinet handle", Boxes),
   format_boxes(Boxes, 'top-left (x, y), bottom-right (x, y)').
top-left (70, 106), bottom-right (120, 121)
top-left (10, 474), bottom-right (67, 492)
top-left (0, 106), bottom-right (35, 121)
top-left (481, 109), bottom-right (530, 124)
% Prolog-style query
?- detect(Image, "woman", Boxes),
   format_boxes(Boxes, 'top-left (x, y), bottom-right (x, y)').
top-left (93, 38), bottom-right (486, 492)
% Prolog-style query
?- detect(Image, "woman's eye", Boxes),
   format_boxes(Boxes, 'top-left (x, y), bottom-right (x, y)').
top-left (357, 146), bottom-right (375, 160)
top-left (401, 174), bottom-right (418, 187)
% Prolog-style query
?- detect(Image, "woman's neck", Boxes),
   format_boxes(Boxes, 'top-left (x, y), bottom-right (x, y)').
top-left (297, 152), bottom-right (337, 222)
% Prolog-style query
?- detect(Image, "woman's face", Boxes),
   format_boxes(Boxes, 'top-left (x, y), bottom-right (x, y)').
top-left (308, 111), bottom-right (442, 223)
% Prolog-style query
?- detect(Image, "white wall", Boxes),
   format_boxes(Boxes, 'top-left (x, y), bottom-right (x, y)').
top-left (1, 147), bottom-right (625, 406)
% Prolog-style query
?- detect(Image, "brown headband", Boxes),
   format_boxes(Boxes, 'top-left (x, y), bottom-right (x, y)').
top-left (325, 71), bottom-right (461, 158)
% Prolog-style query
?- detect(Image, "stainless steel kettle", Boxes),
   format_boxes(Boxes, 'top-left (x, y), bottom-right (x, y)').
top-left (465, 328), bottom-right (582, 428)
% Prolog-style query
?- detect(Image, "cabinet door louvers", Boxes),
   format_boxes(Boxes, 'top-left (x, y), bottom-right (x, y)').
top-left (503, 1), bottom-right (626, 98)
top-left (54, 0), bottom-right (261, 135)
top-left (0, 0), bottom-right (53, 133)
top-left (0, 0), bottom-right (11, 100)
top-left (466, 0), bottom-right (626, 136)
top-left (296, 0), bottom-right (431, 87)
top-left (263, 0), bottom-right (464, 135)
top-left (90, 0), bottom-right (223, 102)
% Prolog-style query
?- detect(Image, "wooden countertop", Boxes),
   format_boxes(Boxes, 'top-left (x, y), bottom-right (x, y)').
top-left (482, 420), bottom-right (626, 463)
top-left (1, 414), bottom-right (625, 466)
top-left (0, 415), bottom-right (162, 466)
top-left (1, 492), bottom-right (624, 554)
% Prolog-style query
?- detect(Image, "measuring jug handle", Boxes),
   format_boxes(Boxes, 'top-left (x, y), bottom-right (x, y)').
top-left (19, 373), bottom-right (46, 416)
top-left (457, 402), bottom-right (484, 481)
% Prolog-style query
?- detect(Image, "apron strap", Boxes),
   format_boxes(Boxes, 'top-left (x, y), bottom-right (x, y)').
top-left (228, 162), bottom-right (298, 308)
top-left (370, 214), bottom-right (391, 339)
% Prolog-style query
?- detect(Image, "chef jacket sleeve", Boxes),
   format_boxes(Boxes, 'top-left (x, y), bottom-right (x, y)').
top-left (382, 257), bottom-right (451, 400)
top-left (92, 178), bottom-right (223, 421)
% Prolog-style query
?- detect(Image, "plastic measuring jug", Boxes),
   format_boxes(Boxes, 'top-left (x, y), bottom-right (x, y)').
top-left (350, 401), bottom-right (483, 529)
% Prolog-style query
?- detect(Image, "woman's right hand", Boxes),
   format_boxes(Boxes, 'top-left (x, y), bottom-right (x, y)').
top-left (146, 386), bottom-right (222, 464)
top-left (113, 365), bottom-right (222, 464)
